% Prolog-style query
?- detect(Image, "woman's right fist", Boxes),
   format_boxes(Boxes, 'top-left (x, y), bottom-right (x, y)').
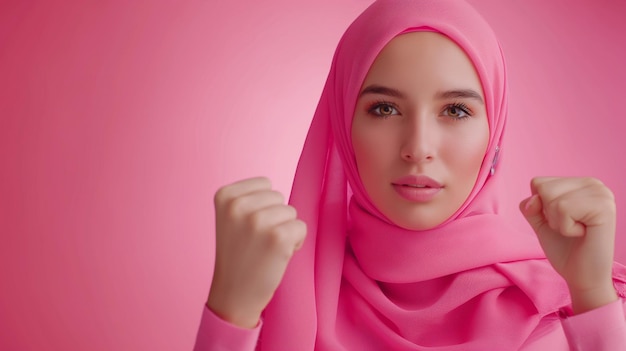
top-left (207, 177), bottom-right (307, 328)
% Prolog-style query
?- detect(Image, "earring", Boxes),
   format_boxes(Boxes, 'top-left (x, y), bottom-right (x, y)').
top-left (490, 146), bottom-right (500, 176)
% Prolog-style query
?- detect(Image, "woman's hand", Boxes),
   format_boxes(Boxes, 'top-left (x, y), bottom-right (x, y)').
top-left (207, 177), bottom-right (307, 328)
top-left (520, 176), bottom-right (618, 314)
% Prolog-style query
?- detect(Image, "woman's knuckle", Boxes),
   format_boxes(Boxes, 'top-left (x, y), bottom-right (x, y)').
top-left (214, 186), bottom-right (231, 205)
top-left (583, 176), bottom-right (602, 187)
top-left (255, 176), bottom-right (272, 187)
top-left (602, 197), bottom-right (617, 213)
top-left (271, 190), bottom-right (285, 203)
top-left (535, 182), bottom-right (551, 196)
top-left (228, 196), bottom-right (251, 217)
top-left (266, 225), bottom-right (289, 249)
top-left (247, 209), bottom-right (266, 230)
top-left (555, 198), bottom-right (570, 213)
top-left (283, 205), bottom-right (297, 218)
top-left (296, 219), bottom-right (306, 232)
top-left (600, 186), bottom-right (615, 200)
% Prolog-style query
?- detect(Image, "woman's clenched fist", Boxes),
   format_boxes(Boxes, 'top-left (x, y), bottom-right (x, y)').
top-left (207, 177), bottom-right (307, 328)
top-left (520, 176), bottom-right (618, 314)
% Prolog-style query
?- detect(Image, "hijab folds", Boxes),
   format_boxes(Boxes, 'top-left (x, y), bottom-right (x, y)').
top-left (259, 0), bottom-right (619, 349)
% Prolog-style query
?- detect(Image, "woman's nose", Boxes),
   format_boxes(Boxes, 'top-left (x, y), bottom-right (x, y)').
top-left (400, 114), bottom-right (435, 163)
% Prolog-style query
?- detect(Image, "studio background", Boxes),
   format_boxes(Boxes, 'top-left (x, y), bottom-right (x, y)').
top-left (1, 0), bottom-right (624, 350)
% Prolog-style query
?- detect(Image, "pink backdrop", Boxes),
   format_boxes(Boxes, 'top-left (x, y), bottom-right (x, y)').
top-left (1, 0), bottom-right (624, 349)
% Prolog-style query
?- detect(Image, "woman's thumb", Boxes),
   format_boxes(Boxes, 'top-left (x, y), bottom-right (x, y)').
top-left (519, 194), bottom-right (545, 233)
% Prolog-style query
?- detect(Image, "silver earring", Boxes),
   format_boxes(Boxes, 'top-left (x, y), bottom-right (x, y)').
top-left (490, 145), bottom-right (500, 176)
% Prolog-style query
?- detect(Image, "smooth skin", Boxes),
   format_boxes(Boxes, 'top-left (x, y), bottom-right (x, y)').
top-left (520, 177), bottom-right (618, 314)
top-left (351, 31), bottom-right (489, 231)
top-left (208, 177), bottom-right (306, 328)
top-left (206, 32), bottom-right (617, 329)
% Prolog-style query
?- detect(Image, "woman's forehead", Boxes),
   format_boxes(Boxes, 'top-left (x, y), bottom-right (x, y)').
top-left (359, 31), bottom-right (484, 99)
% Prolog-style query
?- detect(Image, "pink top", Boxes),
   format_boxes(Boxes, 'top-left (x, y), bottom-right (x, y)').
top-left (199, 0), bottom-right (626, 349)
top-left (195, 298), bottom-right (626, 350)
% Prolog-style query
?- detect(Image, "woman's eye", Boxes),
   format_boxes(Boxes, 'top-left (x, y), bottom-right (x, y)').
top-left (443, 104), bottom-right (471, 119)
top-left (370, 103), bottom-right (399, 117)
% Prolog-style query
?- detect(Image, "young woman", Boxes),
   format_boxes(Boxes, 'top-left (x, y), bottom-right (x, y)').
top-left (196, 0), bottom-right (626, 349)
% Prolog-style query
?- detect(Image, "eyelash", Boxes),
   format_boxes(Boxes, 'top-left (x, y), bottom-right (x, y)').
top-left (443, 102), bottom-right (472, 121)
top-left (366, 100), bottom-right (473, 121)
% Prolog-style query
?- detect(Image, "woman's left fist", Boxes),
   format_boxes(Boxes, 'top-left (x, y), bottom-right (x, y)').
top-left (519, 176), bottom-right (618, 313)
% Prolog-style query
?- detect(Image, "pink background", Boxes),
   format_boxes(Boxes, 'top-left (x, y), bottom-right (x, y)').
top-left (1, 0), bottom-right (625, 349)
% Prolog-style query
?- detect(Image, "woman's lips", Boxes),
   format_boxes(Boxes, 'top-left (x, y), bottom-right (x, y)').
top-left (391, 174), bottom-right (443, 202)
top-left (392, 175), bottom-right (442, 187)
top-left (392, 184), bottom-right (441, 202)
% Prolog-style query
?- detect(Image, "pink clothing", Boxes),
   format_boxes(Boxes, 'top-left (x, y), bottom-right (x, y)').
top-left (195, 298), bottom-right (626, 350)
top-left (199, 0), bottom-right (626, 349)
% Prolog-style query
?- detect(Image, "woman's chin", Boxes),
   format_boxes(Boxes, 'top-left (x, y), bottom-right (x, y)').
top-left (388, 214), bottom-right (447, 232)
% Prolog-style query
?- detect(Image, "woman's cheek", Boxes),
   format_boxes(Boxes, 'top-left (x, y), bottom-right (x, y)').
top-left (465, 128), bottom-right (490, 175)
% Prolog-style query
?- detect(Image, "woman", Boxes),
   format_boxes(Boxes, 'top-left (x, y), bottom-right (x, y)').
top-left (197, 0), bottom-right (626, 349)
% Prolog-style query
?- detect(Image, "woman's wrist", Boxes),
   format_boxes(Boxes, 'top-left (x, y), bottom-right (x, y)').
top-left (206, 286), bottom-right (263, 329)
top-left (568, 282), bottom-right (618, 315)
top-left (206, 298), bottom-right (262, 329)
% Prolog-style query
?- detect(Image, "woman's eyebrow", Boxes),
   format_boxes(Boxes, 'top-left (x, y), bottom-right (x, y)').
top-left (359, 85), bottom-right (407, 99)
top-left (435, 89), bottom-right (484, 105)
top-left (359, 85), bottom-right (484, 105)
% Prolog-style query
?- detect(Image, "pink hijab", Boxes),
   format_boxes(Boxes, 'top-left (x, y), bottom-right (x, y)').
top-left (260, 0), bottom-right (580, 349)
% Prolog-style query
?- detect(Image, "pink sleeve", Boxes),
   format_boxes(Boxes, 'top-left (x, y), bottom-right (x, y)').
top-left (193, 305), bottom-right (262, 351)
top-left (560, 298), bottom-right (626, 350)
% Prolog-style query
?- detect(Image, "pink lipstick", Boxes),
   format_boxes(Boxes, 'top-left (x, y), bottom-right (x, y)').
top-left (392, 175), bottom-right (442, 202)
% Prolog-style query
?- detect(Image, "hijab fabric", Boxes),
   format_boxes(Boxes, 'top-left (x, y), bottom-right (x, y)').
top-left (260, 0), bottom-right (619, 349)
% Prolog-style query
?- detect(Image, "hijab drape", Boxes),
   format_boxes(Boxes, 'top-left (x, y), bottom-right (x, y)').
top-left (259, 1), bottom-right (621, 349)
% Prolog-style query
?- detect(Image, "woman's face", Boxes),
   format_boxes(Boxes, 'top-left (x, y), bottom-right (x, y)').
top-left (351, 31), bottom-right (489, 230)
